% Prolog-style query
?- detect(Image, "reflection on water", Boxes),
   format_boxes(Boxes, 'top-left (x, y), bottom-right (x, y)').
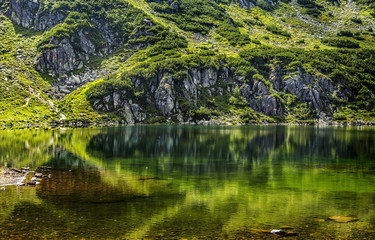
top-left (0, 125), bottom-right (375, 239)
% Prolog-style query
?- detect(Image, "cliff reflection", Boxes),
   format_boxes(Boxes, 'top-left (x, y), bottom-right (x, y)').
top-left (85, 126), bottom-right (375, 175)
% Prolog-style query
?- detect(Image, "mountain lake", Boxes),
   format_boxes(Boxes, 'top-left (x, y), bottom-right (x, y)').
top-left (0, 125), bottom-right (374, 239)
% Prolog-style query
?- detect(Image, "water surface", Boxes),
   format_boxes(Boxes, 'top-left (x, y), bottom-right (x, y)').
top-left (0, 125), bottom-right (374, 239)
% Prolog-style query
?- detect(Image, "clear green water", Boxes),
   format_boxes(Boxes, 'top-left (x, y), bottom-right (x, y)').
top-left (0, 125), bottom-right (375, 239)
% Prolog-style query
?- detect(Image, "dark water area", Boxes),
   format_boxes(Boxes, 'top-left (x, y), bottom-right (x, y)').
top-left (0, 125), bottom-right (374, 239)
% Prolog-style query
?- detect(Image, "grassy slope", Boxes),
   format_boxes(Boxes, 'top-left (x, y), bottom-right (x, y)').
top-left (58, 79), bottom-right (111, 123)
top-left (0, 16), bottom-right (57, 126)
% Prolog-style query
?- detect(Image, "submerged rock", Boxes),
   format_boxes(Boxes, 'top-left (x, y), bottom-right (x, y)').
top-left (254, 229), bottom-right (296, 236)
top-left (280, 226), bottom-right (294, 230)
top-left (38, 166), bottom-right (52, 170)
top-left (328, 216), bottom-right (359, 223)
top-left (269, 229), bottom-right (297, 236)
top-left (27, 181), bottom-right (36, 186)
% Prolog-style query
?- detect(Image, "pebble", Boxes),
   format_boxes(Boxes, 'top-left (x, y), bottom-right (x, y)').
top-left (0, 187), bottom-right (5, 191)
top-left (34, 173), bottom-right (43, 178)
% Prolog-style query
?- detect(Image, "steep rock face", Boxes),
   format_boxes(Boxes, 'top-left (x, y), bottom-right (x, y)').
top-left (7, 0), bottom-right (40, 29)
top-left (89, 64), bottom-right (349, 122)
top-left (155, 75), bottom-right (176, 116)
top-left (156, 66), bottom-right (346, 118)
top-left (152, 67), bottom-right (283, 117)
top-left (93, 91), bottom-right (146, 124)
top-left (269, 66), bottom-right (348, 113)
top-left (34, 30), bottom-right (96, 73)
top-left (53, 68), bottom-right (106, 99)
top-left (189, 68), bottom-right (218, 88)
top-left (233, 0), bottom-right (256, 9)
top-left (5, 1), bottom-right (128, 75)
top-left (182, 76), bottom-right (198, 105)
top-left (6, 0), bottom-right (66, 31)
top-left (92, 19), bottom-right (124, 56)
top-left (35, 39), bottom-right (82, 73)
top-left (5, 0), bottom-right (123, 53)
top-left (254, 95), bottom-right (282, 115)
top-left (232, 0), bottom-right (280, 9)
top-left (148, 67), bottom-right (285, 117)
top-left (239, 81), bottom-right (284, 116)
top-left (35, 10), bottom-right (66, 31)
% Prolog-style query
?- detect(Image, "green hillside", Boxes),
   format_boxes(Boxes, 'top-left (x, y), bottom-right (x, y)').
top-left (1, 0), bottom-right (375, 126)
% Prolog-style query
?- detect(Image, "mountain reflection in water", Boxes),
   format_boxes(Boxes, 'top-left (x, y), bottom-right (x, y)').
top-left (0, 125), bottom-right (374, 239)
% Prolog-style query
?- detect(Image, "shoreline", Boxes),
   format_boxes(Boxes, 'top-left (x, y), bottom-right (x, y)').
top-left (1, 117), bottom-right (375, 130)
top-left (0, 168), bottom-right (28, 187)
top-left (1, 119), bottom-right (375, 130)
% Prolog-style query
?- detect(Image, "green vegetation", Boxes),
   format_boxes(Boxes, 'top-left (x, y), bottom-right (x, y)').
top-left (45, 0), bottom-right (148, 38)
top-left (351, 17), bottom-right (363, 24)
top-left (38, 12), bottom-right (104, 51)
top-left (321, 38), bottom-right (360, 48)
top-left (81, 45), bottom-right (375, 123)
top-left (146, 0), bottom-right (230, 34)
top-left (0, 16), bottom-right (56, 126)
top-left (265, 24), bottom-right (291, 37)
top-left (1, 0), bottom-right (375, 126)
top-left (215, 23), bottom-right (251, 46)
top-left (296, 0), bottom-right (324, 17)
top-left (354, 0), bottom-right (375, 18)
top-left (58, 80), bottom-right (110, 123)
top-left (35, 0), bottom-right (154, 53)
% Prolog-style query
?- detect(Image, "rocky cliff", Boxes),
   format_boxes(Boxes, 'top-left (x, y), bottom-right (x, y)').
top-left (5, 0), bottom-right (66, 30)
top-left (90, 64), bottom-right (348, 124)
top-left (5, 0), bottom-right (149, 74)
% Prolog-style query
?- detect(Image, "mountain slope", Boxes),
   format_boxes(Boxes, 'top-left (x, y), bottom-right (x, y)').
top-left (0, 15), bottom-right (57, 125)
top-left (1, 0), bottom-right (375, 126)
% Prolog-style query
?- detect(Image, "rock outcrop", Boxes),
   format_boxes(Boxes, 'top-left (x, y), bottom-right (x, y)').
top-left (53, 68), bottom-right (106, 99)
top-left (6, 0), bottom-right (66, 31)
top-left (5, 0), bottom-right (128, 74)
top-left (232, 0), bottom-right (280, 9)
top-left (233, 0), bottom-right (256, 9)
top-left (90, 63), bottom-right (348, 122)
top-left (269, 66), bottom-right (348, 113)
top-left (155, 75), bottom-right (176, 116)
top-left (34, 38), bottom-right (86, 73)
top-left (93, 91), bottom-right (147, 124)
